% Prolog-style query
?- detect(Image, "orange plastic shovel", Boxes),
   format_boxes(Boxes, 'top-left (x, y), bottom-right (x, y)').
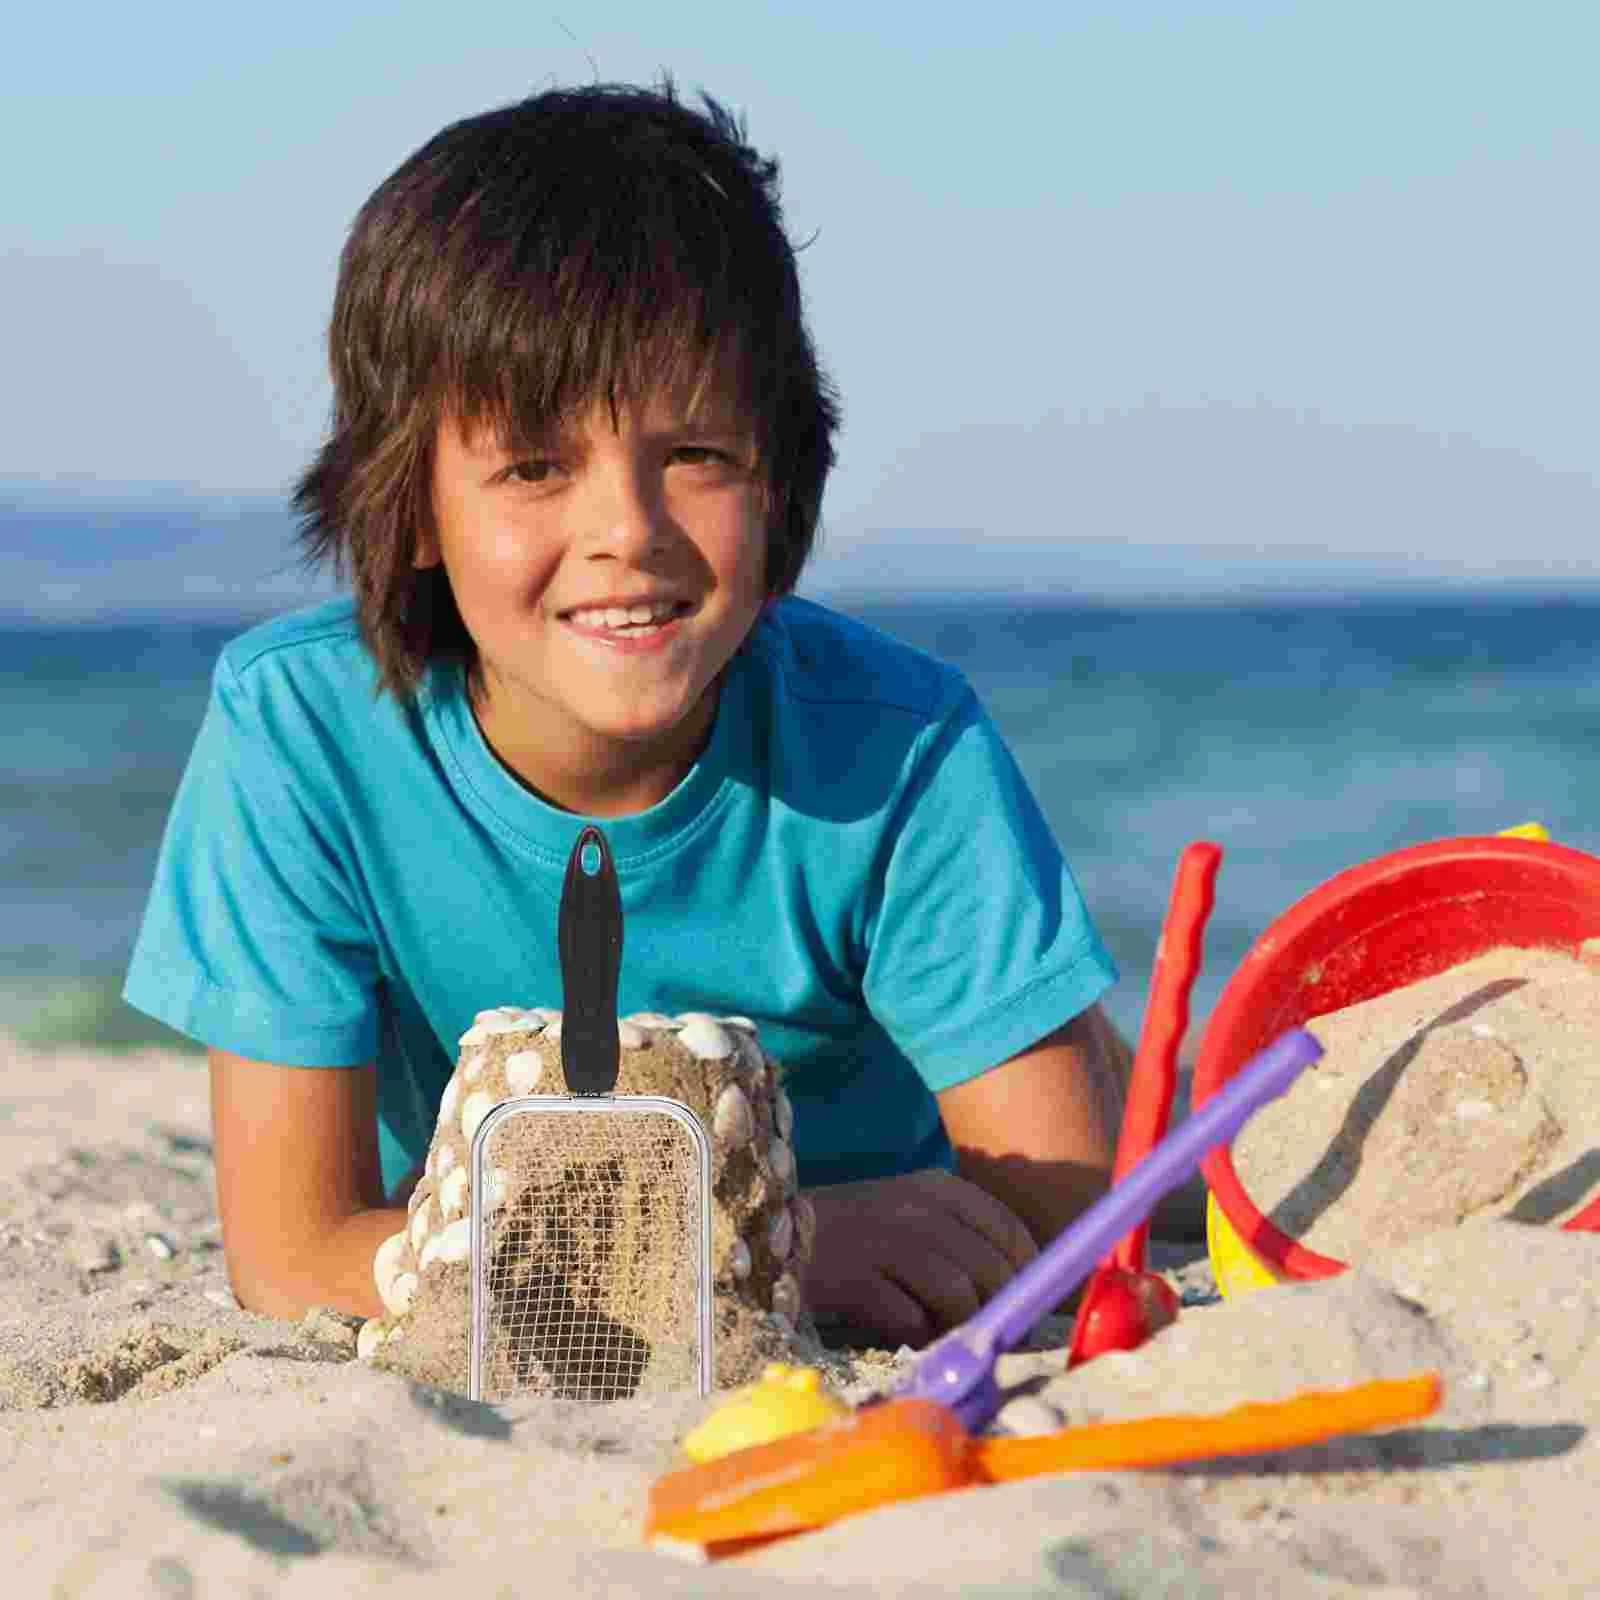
top-left (644, 1372), bottom-right (1441, 1550)
top-left (1067, 840), bottom-right (1221, 1367)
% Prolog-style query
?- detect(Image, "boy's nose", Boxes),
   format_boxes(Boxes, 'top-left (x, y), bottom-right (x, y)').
top-left (588, 473), bottom-right (670, 560)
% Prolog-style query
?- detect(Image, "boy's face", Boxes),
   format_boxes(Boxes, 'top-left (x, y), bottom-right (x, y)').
top-left (419, 385), bottom-right (769, 813)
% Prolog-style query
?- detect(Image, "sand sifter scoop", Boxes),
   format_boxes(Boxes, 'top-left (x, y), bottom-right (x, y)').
top-left (468, 825), bottom-right (714, 1403)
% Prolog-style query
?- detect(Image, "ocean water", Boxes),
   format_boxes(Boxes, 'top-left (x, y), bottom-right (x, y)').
top-left (4, 592), bottom-right (1598, 1055)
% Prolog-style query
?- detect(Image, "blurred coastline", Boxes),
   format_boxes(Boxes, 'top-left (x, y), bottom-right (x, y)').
top-left (5, 591), bottom-right (1597, 1055)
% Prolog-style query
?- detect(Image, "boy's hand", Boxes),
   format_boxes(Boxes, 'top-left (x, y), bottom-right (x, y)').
top-left (800, 1169), bottom-right (1038, 1348)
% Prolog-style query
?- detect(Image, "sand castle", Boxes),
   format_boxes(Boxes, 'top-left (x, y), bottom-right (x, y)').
top-left (357, 1007), bottom-right (815, 1396)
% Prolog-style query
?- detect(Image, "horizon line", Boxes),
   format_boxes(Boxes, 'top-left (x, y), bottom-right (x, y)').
top-left (7, 578), bottom-right (1600, 631)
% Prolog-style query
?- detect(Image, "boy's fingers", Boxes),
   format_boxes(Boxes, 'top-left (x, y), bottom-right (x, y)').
top-left (801, 1173), bottom-right (1047, 1344)
top-left (913, 1170), bottom-right (1039, 1271)
top-left (859, 1273), bottom-right (937, 1349)
top-left (885, 1249), bottom-right (985, 1334)
top-left (923, 1216), bottom-right (1022, 1305)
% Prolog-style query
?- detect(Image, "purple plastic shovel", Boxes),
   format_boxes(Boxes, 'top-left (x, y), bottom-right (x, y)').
top-left (894, 1026), bottom-right (1324, 1431)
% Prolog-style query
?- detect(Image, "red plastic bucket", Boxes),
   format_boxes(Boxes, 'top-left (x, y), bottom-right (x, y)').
top-left (1193, 835), bottom-right (1600, 1283)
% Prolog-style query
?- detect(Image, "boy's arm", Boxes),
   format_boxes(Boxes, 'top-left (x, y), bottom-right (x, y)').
top-left (942, 1003), bottom-right (1206, 1248)
top-left (936, 1002), bottom-right (1128, 1253)
top-left (208, 1049), bottom-right (407, 1321)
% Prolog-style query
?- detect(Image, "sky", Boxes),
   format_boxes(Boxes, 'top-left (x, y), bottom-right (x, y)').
top-left (4, 0), bottom-right (1598, 603)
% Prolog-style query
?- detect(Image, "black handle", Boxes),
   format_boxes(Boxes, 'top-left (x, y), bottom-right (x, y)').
top-left (557, 825), bottom-right (623, 1096)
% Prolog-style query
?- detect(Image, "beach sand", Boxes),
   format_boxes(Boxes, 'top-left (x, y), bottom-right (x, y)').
top-left (3, 1030), bottom-right (1598, 1598)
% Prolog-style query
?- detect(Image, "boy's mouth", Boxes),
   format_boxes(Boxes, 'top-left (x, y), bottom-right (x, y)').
top-left (559, 598), bottom-right (696, 637)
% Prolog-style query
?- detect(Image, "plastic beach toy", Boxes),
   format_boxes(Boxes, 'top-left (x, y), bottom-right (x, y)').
top-left (1195, 828), bottom-right (1600, 1297)
top-left (1068, 840), bottom-right (1220, 1367)
top-left (644, 1372), bottom-right (1442, 1550)
top-left (681, 1364), bottom-right (851, 1463)
top-left (894, 1025), bottom-right (1323, 1432)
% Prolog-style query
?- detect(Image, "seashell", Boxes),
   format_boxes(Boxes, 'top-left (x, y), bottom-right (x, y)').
top-left (995, 1395), bottom-right (1066, 1436)
top-left (675, 1011), bottom-right (717, 1027)
top-left (544, 1017), bottom-right (563, 1043)
top-left (627, 1011), bottom-right (684, 1036)
top-left (472, 1008), bottom-right (510, 1027)
top-left (771, 1273), bottom-right (802, 1321)
top-left (732, 1036), bottom-right (766, 1086)
top-left (437, 1074), bottom-right (461, 1130)
top-left (479, 1014), bottom-right (535, 1036)
top-left (408, 1201), bottom-right (430, 1253)
top-left (768, 1207), bottom-right (793, 1261)
top-left (405, 1179), bottom-right (433, 1216)
top-left (712, 1083), bottom-right (755, 1147)
top-left (463, 1051), bottom-right (486, 1084)
top-left (767, 1137), bottom-right (796, 1188)
top-left (460, 1090), bottom-right (495, 1145)
top-left (504, 1050), bottom-right (544, 1096)
top-left (434, 1217), bottom-right (471, 1265)
top-left (385, 1324), bottom-right (405, 1345)
top-left (774, 1089), bottom-right (794, 1140)
top-left (792, 1193), bottom-right (817, 1261)
top-left (433, 1141), bottom-right (459, 1180)
top-left (726, 1238), bottom-right (752, 1281)
top-left (356, 1319), bottom-right (387, 1360)
top-left (617, 1019), bottom-right (646, 1050)
top-left (721, 1015), bottom-right (758, 1034)
top-left (382, 1270), bottom-right (418, 1317)
top-left (457, 1025), bottom-right (488, 1050)
top-left (373, 1231), bottom-right (407, 1300)
top-left (679, 1016), bottom-right (736, 1061)
top-left (440, 1165), bottom-right (469, 1220)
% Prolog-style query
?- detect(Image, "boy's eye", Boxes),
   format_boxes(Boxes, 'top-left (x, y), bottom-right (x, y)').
top-left (673, 445), bottom-right (741, 469)
top-left (501, 459), bottom-right (558, 485)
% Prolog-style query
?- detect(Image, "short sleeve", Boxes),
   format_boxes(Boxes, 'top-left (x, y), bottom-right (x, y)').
top-left (123, 651), bottom-right (381, 1065)
top-left (861, 681), bottom-right (1117, 1092)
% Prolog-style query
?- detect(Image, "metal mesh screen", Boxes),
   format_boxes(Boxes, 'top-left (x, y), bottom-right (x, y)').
top-left (470, 1097), bottom-right (711, 1403)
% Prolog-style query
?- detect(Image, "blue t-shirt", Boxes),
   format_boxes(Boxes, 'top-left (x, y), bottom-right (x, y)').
top-left (125, 594), bottom-right (1116, 1194)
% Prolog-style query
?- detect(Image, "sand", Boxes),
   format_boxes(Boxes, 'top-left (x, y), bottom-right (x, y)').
top-left (3, 1028), bottom-right (1599, 1598)
top-left (1234, 946), bottom-right (1600, 1261)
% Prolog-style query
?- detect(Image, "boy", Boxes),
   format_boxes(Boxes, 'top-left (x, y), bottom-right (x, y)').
top-left (125, 79), bottom-right (1134, 1350)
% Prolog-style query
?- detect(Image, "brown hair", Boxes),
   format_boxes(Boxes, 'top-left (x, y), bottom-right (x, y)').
top-left (293, 78), bottom-right (840, 699)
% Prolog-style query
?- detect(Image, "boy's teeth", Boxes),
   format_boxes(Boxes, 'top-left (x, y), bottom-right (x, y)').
top-left (568, 601), bottom-right (682, 629)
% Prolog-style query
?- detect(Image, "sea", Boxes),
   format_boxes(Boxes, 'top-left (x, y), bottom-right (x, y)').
top-left (4, 591), bottom-right (1598, 1055)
